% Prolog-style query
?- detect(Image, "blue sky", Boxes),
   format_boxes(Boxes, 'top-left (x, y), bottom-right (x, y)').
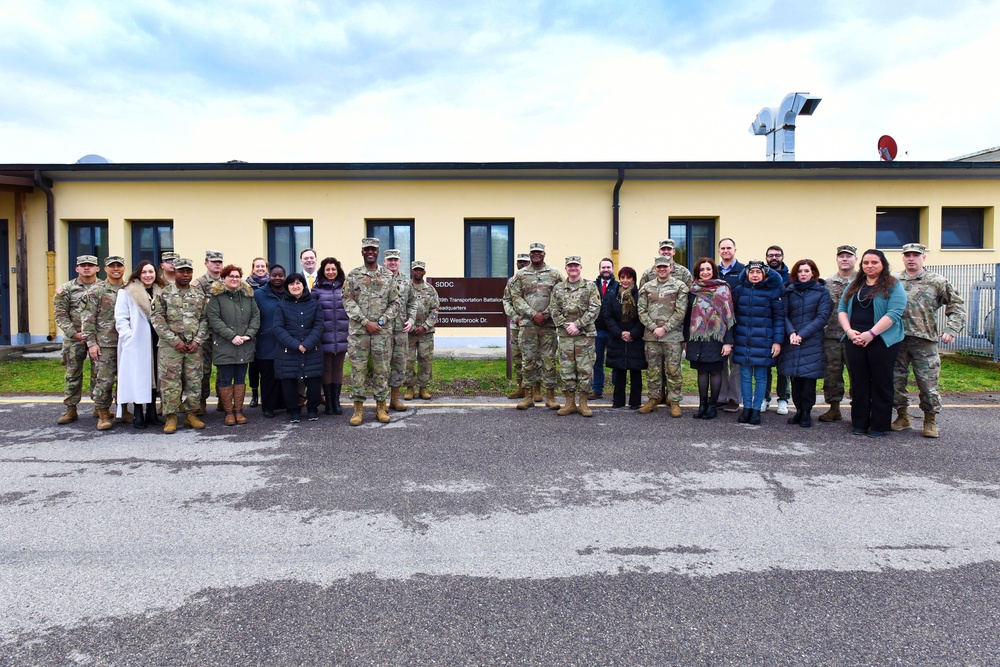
top-left (1, 0), bottom-right (997, 163)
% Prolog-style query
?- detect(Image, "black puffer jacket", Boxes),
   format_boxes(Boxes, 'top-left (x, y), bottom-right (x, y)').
top-left (601, 284), bottom-right (647, 371)
top-left (273, 290), bottom-right (324, 380)
top-left (778, 279), bottom-right (831, 379)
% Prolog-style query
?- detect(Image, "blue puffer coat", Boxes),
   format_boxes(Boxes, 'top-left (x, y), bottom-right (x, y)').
top-left (778, 279), bottom-right (832, 379)
top-left (311, 279), bottom-right (349, 355)
top-left (253, 284), bottom-right (285, 360)
top-left (731, 269), bottom-right (785, 368)
top-left (273, 290), bottom-right (325, 380)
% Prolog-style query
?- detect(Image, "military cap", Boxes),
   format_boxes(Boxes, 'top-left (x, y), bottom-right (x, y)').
top-left (654, 256), bottom-right (672, 267)
top-left (745, 260), bottom-right (769, 274)
top-left (76, 255), bottom-right (99, 266)
top-left (836, 244), bottom-right (857, 257)
top-left (565, 256), bottom-right (582, 266)
top-left (174, 258), bottom-right (195, 270)
top-left (516, 253), bottom-right (530, 262)
top-left (529, 242), bottom-right (545, 253)
top-left (361, 237), bottom-right (380, 249)
top-left (902, 242), bottom-right (927, 255)
top-left (161, 251), bottom-right (180, 262)
top-left (205, 250), bottom-right (224, 261)
top-left (104, 255), bottom-right (126, 266)
top-left (659, 238), bottom-right (676, 249)
top-left (411, 260), bottom-right (426, 270)
top-left (384, 249), bottom-right (401, 259)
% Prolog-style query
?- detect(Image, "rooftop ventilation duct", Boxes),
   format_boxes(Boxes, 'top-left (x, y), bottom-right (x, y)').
top-left (749, 92), bottom-right (821, 161)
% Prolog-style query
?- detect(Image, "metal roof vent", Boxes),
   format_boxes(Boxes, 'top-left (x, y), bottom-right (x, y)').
top-left (75, 154), bottom-right (113, 164)
top-left (749, 92), bottom-right (821, 161)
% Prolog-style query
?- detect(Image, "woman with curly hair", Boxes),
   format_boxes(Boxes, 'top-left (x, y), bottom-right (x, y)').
top-left (207, 264), bottom-right (261, 426)
top-left (311, 256), bottom-right (349, 415)
top-left (684, 257), bottom-right (735, 419)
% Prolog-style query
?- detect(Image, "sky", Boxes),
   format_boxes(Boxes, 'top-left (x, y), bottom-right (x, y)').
top-left (1, 0), bottom-right (998, 165)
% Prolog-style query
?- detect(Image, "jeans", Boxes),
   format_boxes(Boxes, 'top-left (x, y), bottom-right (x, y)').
top-left (593, 330), bottom-right (610, 394)
top-left (216, 363), bottom-right (248, 387)
top-left (740, 365), bottom-right (768, 411)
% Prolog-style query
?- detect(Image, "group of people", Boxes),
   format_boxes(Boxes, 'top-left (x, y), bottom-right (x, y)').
top-left (54, 240), bottom-right (440, 433)
top-left (503, 238), bottom-right (966, 439)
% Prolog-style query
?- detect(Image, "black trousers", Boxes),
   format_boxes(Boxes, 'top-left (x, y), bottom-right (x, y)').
top-left (790, 377), bottom-right (817, 414)
top-left (612, 368), bottom-right (643, 408)
top-left (257, 359), bottom-right (284, 412)
top-left (766, 368), bottom-right (790, 401)
top-left (844, 338), bottom-right (901, 432)
top-left (281, 377), bottom-right (321, 414)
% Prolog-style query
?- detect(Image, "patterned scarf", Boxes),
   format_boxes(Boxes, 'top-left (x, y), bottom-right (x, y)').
top-left (619, 285), bottom-right (637, 322)
top-left (688, 279), bottom-right (735, 341)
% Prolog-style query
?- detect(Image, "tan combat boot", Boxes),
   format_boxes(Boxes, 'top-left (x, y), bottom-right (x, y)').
top-left (349, 401), bottom-right (364, 426)
top-left (389, 388), bottom-right (408, 412)
top-left (184, 412), bottom-right (206, 430)
top-left (544, 388), bottom-right (560, 410)
top-left (556, 391), bottom-right (577, 416)
top-left (219, 386), bottom-right (236, 426)
top-left (163, 414), bottom-right (178, 434)
top-left (57, 405), bottom-right (79, 425)
top-left (638, 397), bottom-right (659, 414)
top-left (376, 400), bottom-right (391, 423)
top-left (96, 408), bottom-right (114, 431)
top-left (891, 408), bottom-right (911, 431)
top-left (404, 386), bottom-right (415, 400)
top-left (577, 392), bottom-right (593, 418)
top-left (507, 385), bottom-right (526, 399)
top-left (532, 384), bottom-right (542, 402)
top-left (233, 385), bottom-right (248, 424)
top-left (818, 401), bottom-right (842, 422)
top-left (516, 392), bottom-right (535, 410)
top-left (670, 401), bottom-right (683, 418)
top-left (419, 387), bottom-right (431, 400)
top-left (922, 412), bottom-right (939, 438)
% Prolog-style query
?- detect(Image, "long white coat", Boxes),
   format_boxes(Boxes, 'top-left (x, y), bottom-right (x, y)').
top-left (115, 281), bottom-right (160, 415)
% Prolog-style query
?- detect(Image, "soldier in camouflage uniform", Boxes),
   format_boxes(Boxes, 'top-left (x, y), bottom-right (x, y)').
top-left (151, 258), bottom-right (210, 434)
top-left (81, 256), bottom-right (126, 430)
top-left (510, 242), bottom-right (564, 410)
top-left (193, 250), bottom-right (224, 414)
top-left (54, 255), bottom-right (101, 424)
top-left (818, 244), bottom-right (858, 422)
top-left (891, 243), bottom-right (967, 438)
top-left (404, 261), bottom-right (440, 399)
top-left (638, 256), bottom-right (690, 417)
top-left (639, 239), bottom-right (692, 404)
top-left (550, 256), bottom-right (602, 417)
top-left (384, 249), bottom-right (417, 412)
top-left (343, 238), bottom-right (401, 426)
top-left (502, 253), bottom-right (531, 399)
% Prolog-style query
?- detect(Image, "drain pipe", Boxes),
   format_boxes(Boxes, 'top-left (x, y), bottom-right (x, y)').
top-left (34, 170), bottom-right (57, 341)
top-left (611, 168), bottom-right (625, 269)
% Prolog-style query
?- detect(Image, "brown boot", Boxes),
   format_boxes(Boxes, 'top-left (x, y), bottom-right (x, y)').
top-left (349, 401), bottom-right (364, 426)
top-left (389, 388), bottom-right (408, 412)
top-left (891, 408), bottom-right (911, 431)
top-left (638, 397), bottom-right (659, 414)
top-left (544, 388), bottom-right (560, 410)
top-left (507, 386), bottom-right (526, 399)
top-left (516, 392), bottom-right (535, 410)
top-left (163, 414), bottom-right (178, 434)
top-left (93, 405), bottom-right (100, 418)
top-left (419, 387), bottom-right (431, 400)
top-left (922, 412), bottom-right (939, 438)
top-left (116, 405), bottom-right (133, 424)
top-left (557, 391), bottom-right (577, 416)
top-left (233, 385), bottom-right (248, 424)
top-left (184, 412), bottom-right (206, 430)
top-left (57, 405), bottom-right (79, 425)
top-left (532, 384), bottom-right (542, 402)
top-left (96, 408), bottom-right (114, 431)
top-left (670, 401), bottom-right (683, 418)
top-left (220, 386), bottom-right (236, 426)
top-left (195, 400), bottom-right (207, 416)
top-left (818, 401), bottom-right (842, 422)
top-left (403, 386), bottom-right (415, 400)
top-left (376, 400), bottom-right (391, 423)
top-left (577, 392), bottom-right (593, 418)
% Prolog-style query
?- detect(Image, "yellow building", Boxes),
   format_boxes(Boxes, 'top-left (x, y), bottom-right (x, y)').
top-left (1, 160), bottom-right (998, 345)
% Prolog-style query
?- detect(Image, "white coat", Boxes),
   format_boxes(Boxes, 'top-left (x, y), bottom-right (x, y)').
top-left (115, 281), bottom-right (161, 415)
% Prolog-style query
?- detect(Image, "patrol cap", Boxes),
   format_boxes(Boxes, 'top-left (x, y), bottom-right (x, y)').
top-left (384, 249), bottom-right (401, 260)
top-left (411, 260), bottom-right (426, 270)
top-left (654, 256), bottom-right (672, 267)
top-left (902, 242), bottom-right (927, 255)
top-left (174, 258), bottom-right (195, 270)
top-left (836, 244), bottom-right (857, 257)
top-left (104, 255), bottom-right (126, 266)
top-left (205, 250), bottom-right (224, 261)
top-left (746, 259), bottom-right (769, 274)
top-left (565, 256), bottom-right (582, 266)
top-left (529, 242), bottom-right (545, 253)
top-left (161, 251), bottom-right (180, 262)
top-left (361, 237), bottom-right (380, 249)
top-left (659, 239), bottom-right (676, 250)
top-left (516, 253), bottom-right (530, 262)
top-left (76, 255), bottom-right (99, 266)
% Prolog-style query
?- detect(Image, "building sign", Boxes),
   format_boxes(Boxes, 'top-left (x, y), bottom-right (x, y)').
top-left (429, 277), bottom-right (508, 327)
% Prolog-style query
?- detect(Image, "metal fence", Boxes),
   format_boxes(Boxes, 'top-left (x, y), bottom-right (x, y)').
top-left (926, 262), bottom-right (1000, 362)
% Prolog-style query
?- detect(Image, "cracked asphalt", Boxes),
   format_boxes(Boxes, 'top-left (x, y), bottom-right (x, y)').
top-left (1, 394), bottom-right (999, 665)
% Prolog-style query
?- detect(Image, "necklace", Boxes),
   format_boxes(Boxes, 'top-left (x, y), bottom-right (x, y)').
top-left (856, 284), bottom-right (875, 308)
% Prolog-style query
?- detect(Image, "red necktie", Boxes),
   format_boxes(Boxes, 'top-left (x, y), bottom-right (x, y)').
top-left (601, 280), bottom-right (607, 297)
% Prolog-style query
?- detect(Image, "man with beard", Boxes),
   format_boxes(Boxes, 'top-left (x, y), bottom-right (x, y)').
top-left (590, 257), bottom-right (617, 400)
top-left (763, 245), bottom-right (791, 415)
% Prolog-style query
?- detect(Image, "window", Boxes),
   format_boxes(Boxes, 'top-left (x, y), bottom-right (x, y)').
top-left (668, 218), bottom-right (716, 270)
top-left (130, 221), bottom-right (174, 268)
top-left (465, 219), bottom-right (513, 278)
top-left (876, 208), bottom-right (920, 249)
top-left (67, 221), bottom-right (109, 279)
top-left (941, 207), bottom-right (985, 249)
top-left (367, 219), bottom-right (414, 271)
top-left (267, 220), bottom-right (313, 275)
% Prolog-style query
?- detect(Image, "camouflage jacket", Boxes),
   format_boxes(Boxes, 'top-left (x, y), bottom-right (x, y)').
top-left (391, 274), bottom-right (418, 333)
top-left (193, 273), bottom-right (222, 298)
top-left (151, 283), bottom-right (210, 348)
top-left (81, 280), bottom-right (124, 347)
top-left (640, 262), bottom-right (693, 288)
top-left (550, 279), bottom-right (602, 337)
top-left (502, 275), bottom-right (522, 328)
top-left (54, 277), bottom-right (97, 341)
top-left (823, 272), bottom-right (856, 339)
top-left (895, 270), bottom-right (967, 341)
top-left (510, 263), bottom-right (563, 328)
top-left (638, 277), bottom-right (690, 342)
top-left (342, 265), bottom-right (401, 335)
top-left (409, 281), bottom-right (441, 334)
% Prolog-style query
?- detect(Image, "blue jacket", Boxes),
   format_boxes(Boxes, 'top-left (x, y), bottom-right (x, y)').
top-left (311, 279), bottom-right (349, 355)
top-left (778, 279), bottom-right (831, 379)
top-left (273, 290), bottom-right (325, 380)
top-left (253, 284), bottom-right (285, 360)
top-left (837, 280), bottom-right (907, 347)
top-left (732, 269), bottom-right (785, 368)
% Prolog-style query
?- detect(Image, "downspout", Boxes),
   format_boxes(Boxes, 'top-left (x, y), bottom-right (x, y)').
top-left (611, 168), bottom-right (625, 269)
top-left (34, 170), bottom-right (57, 341)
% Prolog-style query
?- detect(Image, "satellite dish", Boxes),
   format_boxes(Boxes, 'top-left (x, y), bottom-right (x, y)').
top-left (878, 135), bottom-right (897, 161)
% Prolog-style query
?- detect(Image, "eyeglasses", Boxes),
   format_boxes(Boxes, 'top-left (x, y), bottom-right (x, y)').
top-left (766, 253), bottom-right (782, 258)
top-left (226, 274), bottom-right (241, 279)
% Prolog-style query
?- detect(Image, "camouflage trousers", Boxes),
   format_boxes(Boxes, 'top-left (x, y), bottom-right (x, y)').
top-left (406, 333), bottom-right (434, 388)
top-left (348, 332), bottom-right (392, 401)
top-left (62, 340), bottom-right (92, 407)
top-left (159, 346), bottom-right (204, 414)
top-left (645, 340), bottom-right (683, 402)
top-left (91, 346), bottom-right (118, 410)
top-left (893, 336), bottom-right (942, 413)
top-left (557, 335), bottom-right (595, 394)
top-left (389, 330), bottom-right (409, 388)
top-left (510, 323), bottom-right (523, 386)
top-left (519, 324), bottom-right (558, 389)
top-left (822, 338), bottom-right (849, 403)
top-left (200, 337), bottom-right (214, 402)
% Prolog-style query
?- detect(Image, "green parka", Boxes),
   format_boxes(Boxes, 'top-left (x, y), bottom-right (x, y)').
top-left (207, 282), bottom-right (261, 365)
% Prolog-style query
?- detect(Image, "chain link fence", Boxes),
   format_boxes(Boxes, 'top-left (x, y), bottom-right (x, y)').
top-left (926, 262), bottom-right (1000, 362)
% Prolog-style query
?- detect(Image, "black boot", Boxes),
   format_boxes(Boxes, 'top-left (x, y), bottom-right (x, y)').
top-left (693, 398), bottom-right (707, 419)
top-left (749, 409), bottom-right (761, 425)
top-left (738, 408), bottom-right (751, 424)
top-left (250, 388), bottom-right (259, 408)
top-left (787, 411), bottom-right (803, 425)
top-left (800, 410), bottom-right (812, 428)
top-left (332, 384), bottom-right (343, 415)
top-left (324, 384), bottom-right (336, 415)
top-left (704, 400), bottom-right (718, 420)
top-left (146, 402), bottom-right (163, 425)
top-left (133, 405), bottom-right (147, 429)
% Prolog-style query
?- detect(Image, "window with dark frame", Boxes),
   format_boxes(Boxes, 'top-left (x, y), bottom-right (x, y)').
top-left (366, 220), bottom-right (415, 271)
top-left (875, 207), bottom-right (920, 249)
top-left (67, 221), bottom-right (109, 280)
top-left (267, 220), bottom-right (314, 276)
top-left (130, 221), bottom-right (174, 269)
top-left (465, 219), bottom-right (513, 278)
top-left (941, 207), bottom-right (985, 249)
top-left (668, 218), bottom-right (716, 270)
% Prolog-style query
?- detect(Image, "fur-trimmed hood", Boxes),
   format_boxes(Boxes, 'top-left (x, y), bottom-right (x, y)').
top-left (124, 279), bottom-right (162, 320)
top-left (209, 280), bottom-right (255, 298)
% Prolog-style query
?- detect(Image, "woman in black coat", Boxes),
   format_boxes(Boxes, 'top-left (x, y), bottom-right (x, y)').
top-left (684, 257), bottom-right (736, 419)
top-left (601, 266), bottom-right (647, 409)
top-left (274, 273), bottom-right (325, 423)
top-left (778, 259), bottom-right (832, 427)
